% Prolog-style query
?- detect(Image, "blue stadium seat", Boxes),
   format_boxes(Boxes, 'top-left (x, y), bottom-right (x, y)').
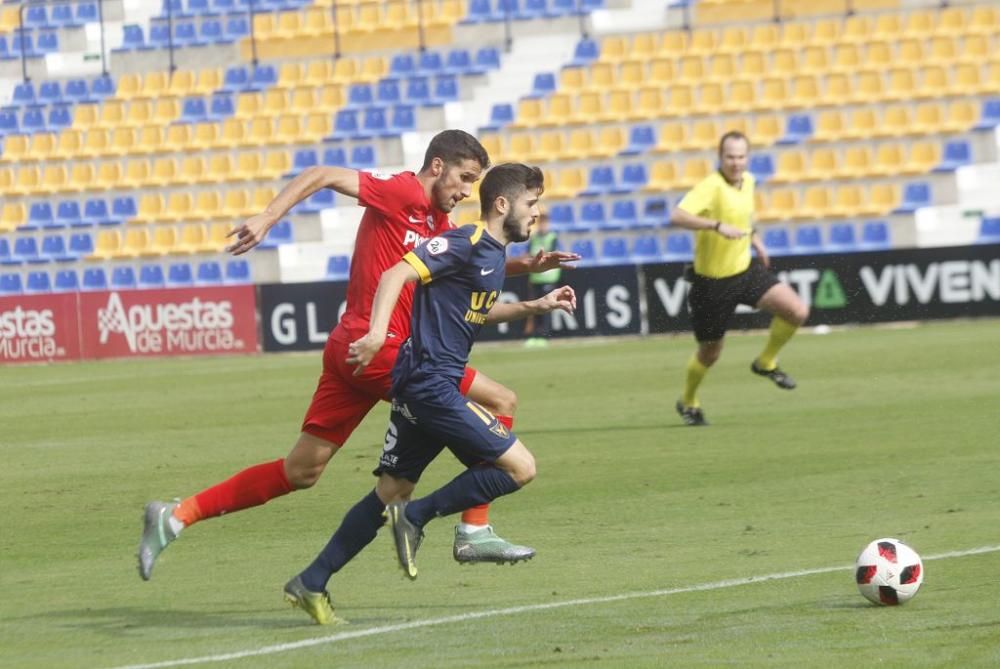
top-left (36, 31), bottom-right (61, 55)
top-left (28, 202), bottom-right (55, 230)
top-left (475, 47), bottom-right (501, 71)
top-left (975, 98), bottom-right (1000, 131)
top-left (47, 105), bottom-right (73, 132)
top-left (224, 15), bottom-right (249, 39)
top-left (41, 235), bottom-right (71, 262)
top-left (749, 154), bottom-right (775, 182)
top-left (350, 145), bottom-right (376, 170)
top-left (609, 200), bottom-right (638, 230)
top-left (390, 53), bottom-right (415, 78)
top-left (199, 19), bottom-right (228, 44)
top-left (860, 220), bottom-right (890, 249)
top-left (111, 196), bottom-right (137, 222)
top-left (0, 239), bottom-right (13, 265)
top-left (793, 225), bottom-right (823, 254)
top-left (259, 219), bottom-right (293, 246)
top-left (579, 202), bottom-right (607, 230)
top-left (25, 6), bottom-right (49, 28)
top-left (77, 2), bottom-right (99, 22)
top-left (64, 79), bottom-right (90, 103)
top-left (330, 109), bottom-right (360, 139)
top-left (250, 64), bottom-right (277, 89)
top-left (630, 235), bottom-right (662, 263)
top-left (11, 82), bottom-right (36, 107)
top-left (68, 232), bottom-right (95, 256)
top-left (405, 77), bottom-right (432, 105)
top-left (599, 237), bottom-right (628, 265)
top-left (50, 5), bottom-right (79, 27)
top-left (225, 259), bottom-right (251, 283)
top-left (148, 24), bottom-right (170, 49)
top-left (0, 273), bottom-right (23, 295)
top-left (569, 238), bottom-right (597, 266)
top-left (377, 79), bottom-right (401, 105)
top-left (621, 125), bottom-right (656, 156)
top-left (347, 83), bottom-right (373, 108)
top-left (173, 21), bottom-right (201, 46)
top-left (433, 75), bottom-right (459, 103)
top-left (419, 51), bottom-right (444, 73)
top-left (209, 92), bottom-right (235, 120)
top-left (445, 48), bottom-right (474, 75)
top-left (322, 146), bottom-right (347, 167)
top-left (528, 72), bottom-right (556, 98)
top-left (548, 204), bottom-right (575, 232)
top-left (326, 254), bottom-right (351, 279)
top-left (0, 109), bottom-right (20, 135)
top-left (581, 165), bottom-right (616, 196)
top-left (38, 82), bottom-right (62, 105)
top-left (569, 39), bottom-right (600, 67)
top-left (936, 141), bottom-right (971, 172)
top-left (222, 65), bottom-right (249, 91)
top-left (391, 105), bottom-right (416, 133)
top-left (297, 188), bottom-right (334, 214)
top-left (0, 36), bottom-right (10, 62)
top-left (463, 0), bottom-right (493, 23)
top-left (827, 223), bottom-right (857, 251)
top-left (111, 266), bottom-right (137, 289)
top-left (361, 108), bottom-right (390, 139)
top-left (762, 227), bottom-right (791, 255)
top-left (138, 264), bottom-right (165, 288)
top-left (664, 232), bottom-right (694, 260)
top-left (166, 262), bottom-right (193, 287)
top-left (81, 267), bottom-right (108, 291)
top-left (779, 114), bottom-right (813, 144)
top-left (53, 269), bottom-right (79, 291)
top-left (83, 198), bottom-right (112, 226)
top-left (196, 261), bottom-right (223, 285)
top-left (91, 75), bottom-right (116, 99)
top-left (482, 103), bottom-right (513, 131)
top-left (22, 108), bottom-right (47, 134)
top-left (289, 148), bottom-right (318, 176)
top-left (894, 182), bottom-right (931, 214)
top-left (14, 237), bottom-right (41, 263)
top-left (619, 163), bottom-right (649, 193)
top-left (639, 196), bottom-right (669, 228)
top-left (521, 0), bottom-right (547, 19)
top-left (977, 217), bottom-right (1000, 244)
top-left (180, 97), bottom-right (208, 123)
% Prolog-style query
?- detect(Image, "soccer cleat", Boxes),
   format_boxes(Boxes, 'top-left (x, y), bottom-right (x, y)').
top-left (751, 360), bottom-right (797, 389)
top-left (453, 525), bottom-right (536, 565)
top-left (137, 500), bottom-right (179, 581)
top-left (675, 400), bottom-right (708, 426)
top-left (385, 502), bottom-right (422, 580)
top-left (283, 575), bottom-right (341, 625)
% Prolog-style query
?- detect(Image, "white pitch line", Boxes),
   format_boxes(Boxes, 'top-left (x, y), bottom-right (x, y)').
top-left (104, 544), bottom-right (1000, 669)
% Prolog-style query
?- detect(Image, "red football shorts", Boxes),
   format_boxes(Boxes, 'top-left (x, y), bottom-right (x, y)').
top-left (301, 327), bottom-right (479, 446)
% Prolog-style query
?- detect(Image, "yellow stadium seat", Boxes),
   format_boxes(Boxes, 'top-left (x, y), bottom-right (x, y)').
top-left (81, 129), bottom-right (110, 157)
top-left (247, 117), bottom-right (274, 144)
top-left (958, 35), bottom-right (990, 66)
top-left (628, 87), bottom-right (660, 121)
top-left (653, 121), bottom-right (686, 154)
top-left (840, 15), bottom-right (872, 43)
top-left (547, 167), bottom-right (585, 200)
top-left (105, 127), bottom-right (134, 156)
top-left (684, 119), bottom-right (718, 151)
top-left (707, 53), bottom-right (736, 81)
top-left (869, 183), bottom-right (900, 215)
top-left (799, 186), bottom-right (832, 219)
top-left (234, 92), bottom-right (260, 119)
top-left (619, 60), bottom-right (645, 88)
top-left (586, 62), bottom-right (615, 91)
top-left (838, 146), bottom-right (871, 179)
top-left (95, 100), bottom-right (125, 129)
top-left (221, 189), bottom-right (250, 218)
top-left (186, 122), bottom-right (216, 151)
top-left (160, 192), bottom-right (193, 223)
top-left (866, 41), bottom-right (892, 67)
top-left (722, 117), bottom-right (749, 139)
top-left (134, 126), bottom-right (163, 154)
top-left (72, 103), bottom-right (99, 130)
top-left (138, 71), bottom-right (169, 99)
top-left (717, 26), bottom-right (748, 53)
top-left (175, 156), bottom-right (204, 185)
top-left (648, 58), bottom-right (675, 85)
top-left (878, 105), bottom-right (912, 137)
top-left (676, 55), bottom-right (704, 84)
top-left (168, 70), bottom-right (195, 97)
top-left (150, 157), bottom-right (178, 187)
top-left (576, 92), bottom-right (606, 124)
top-left (722, 80), bottom-right (754, 113)
top-left (511, 98), bottom-right (543, 129)
top-left (691, 83), bottom-right (722, 116)
top-left (798, 45), bottom-right (828, 75)
top-left (830, 185), bottom-right (864, 218)
top-left (57, 129), bottom-right (82, 157)
top-left (120, 227), bottom-right (150, 258)
top-left (123, 99), bottom-right (152, 128)
top-left (678, 158), bottom-right (711, 190)
top-left (148, 225), bottom-right (178, 256)
top-left (755, 77), bottom-right (788, 111)
top-left (361, 56), bottom-right (388, 83)
top-left (896, 38), bottom-right (923, 66)
top-left (301, 7), bottom-right (331, 35)
top-left (231, 152), bottom-right (260, 182)
top-left (302, 60), bottom-right (332, 87)
top-left (330, 57), bottom-right (358, 84)
top-left (885, 67), bottom-right (916, 102)
top-left (288, 87), bottom-right (316, 114)
top-left (28, 133), bottom-right (55, 162)
top-left (688, 29), bottom-right (716, 55)
top-left (872, 12), bottom-right (901, 39)
top-left (0, 134), bottom-right (28, 162)
top-left (644, 160), bottom-right (678, 192)
top-left (176, 223), bottom-right (208, 254)
top-left (92, 229), bottom-right (122, 260)
top-left (264, 150), bottom-right (291, 177)
top-left (600, 36), bottom-right (628, 62)
top-left (658, 31), bottom-right (685, 56)
top-left (533, 131), bottom-right (564, 162)
top-left (811, 19), bottom-right (839, 45)
top-left (194, 191), bottom-right (221, 220)
top-left (537, 93), bottom-right (570, 127)
top-left (771, 48), bottom-right (797, 77)
top-left (1, 202), bottom-right (26, 231)
top-left (806, 147), bottom-right (839, 181)
top-left (123, 159), bottom-right (151, 189)
top-left (478, 133), bottom-right (503, 162)
top-left (204, 154), bottom-right (233, 183)
top-left (982, 62), bottom-right (1000, 98)
top-left (272, 114), bottom-right (301, 145)
top-left (903, 9), bottom-right (935, 37)
top-left (942, 100), bottom-right (977, 133)
top-left (907, 141), bottom-right (941, 175)
top-left (153, 98), bottom-right (181, 124)
top-left (316, 83), bottom-right (344, 111)
top-left (788, 75), bottom-right (820, 109)
top-left (261, 89), bottom-right (289, 116)
top-left (967, 5), bottom-right (999, 35)
top-left (116, 73), bottom-right (141, 99)
top-left (749, 23), bottom-right (779, 50)
top-left (208, 222), bottom-right (231, 251)
top-left (741, 50), bottom-right (766, 77)
top-left (559, 67), bottom-right (586, 91)
top-left (274, 10), bottom-right (301, 39)
top-left (628, 33), bottom-right (658, 59)
top-left (913, 102), bottom-right (945, 134)
top-left (602, 90), bottom-right (632, 123)
top-left (916, 65), bottom-right (948, 99)
top-left (0, 167), bottom-right (13, 193)
top-left (830, 44), bottom-right (860, 73)
top-left (751, 114), bottom-right (782, 147)
top-left (304, 112), bottom-right (331, 139)
top-left (250, 188), bottom-right (276, 212)
top-left (252, 11), bottom-right (275, 36)
top-left (95, 162), bottom-right (121, 190)
top-left (163, 123), bottom-right (191, 149)
top-left (758, 188), bottom-right (797, 222)
top-left (951, 63), bottom-right (983, 96)
top-left (666, 85), bottom-right (693, 116)
top-left (193, 68), bottom-right (223, 96)
top-left (595, 127), bottom-right (626, 157)
top-left (854, 70), bottom-right (884, 103)
top-left (560, 129), bottom-right (593, 160)
top-left (772, 150), bottom-right (806, 184)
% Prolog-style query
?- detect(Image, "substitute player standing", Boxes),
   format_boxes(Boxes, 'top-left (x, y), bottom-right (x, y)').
top-left (137, 131), bottom-right (579, 580)
top-left (281, 163), bottom-right (574, 624)
top-left (670, 131), bottom-right (809, 426)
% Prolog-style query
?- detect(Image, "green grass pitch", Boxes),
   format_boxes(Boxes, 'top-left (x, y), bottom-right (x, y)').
top-left (2, 319), bottom-right (999, 668)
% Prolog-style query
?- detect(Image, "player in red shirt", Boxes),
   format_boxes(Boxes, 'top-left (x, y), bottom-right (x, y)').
top-left (138, 130), bottom-right (578, 581)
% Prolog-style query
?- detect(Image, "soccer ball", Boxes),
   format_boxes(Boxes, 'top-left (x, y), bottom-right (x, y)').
top-left (854, 538), bottom-right (924, 606)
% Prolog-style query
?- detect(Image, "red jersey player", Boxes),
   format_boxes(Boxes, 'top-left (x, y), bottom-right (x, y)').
top-left (138, 130), bottom-right (579, 581)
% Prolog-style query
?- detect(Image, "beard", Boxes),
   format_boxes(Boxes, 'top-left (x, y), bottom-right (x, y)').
top-left (502, 211), bottom-right (530, 243)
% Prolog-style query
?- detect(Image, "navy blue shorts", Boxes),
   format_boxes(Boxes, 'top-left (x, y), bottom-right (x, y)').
top-left (373, 389), bottom-right (518, 483)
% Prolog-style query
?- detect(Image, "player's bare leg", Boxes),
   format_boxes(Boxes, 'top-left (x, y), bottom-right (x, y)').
top-left (138, 432), bottom-right (341, 581)
top-left (456, 372), bottom-right (535, 565)
top-left (752, 283), bottom-right (809, 389)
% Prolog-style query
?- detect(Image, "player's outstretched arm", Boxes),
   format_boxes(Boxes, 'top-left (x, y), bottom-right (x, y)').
top-left (226, 166), bottom-right (361, 255)
top-left (485, 286), bottom-right (577, 325)
top-left (347, 261), bottom-right (420, 375)
top-left (505, 249), bottom-right (581, 276)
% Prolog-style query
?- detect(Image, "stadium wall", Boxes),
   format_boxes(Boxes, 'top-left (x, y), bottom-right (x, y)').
top-left (2, 244), bottom-right (997, 364)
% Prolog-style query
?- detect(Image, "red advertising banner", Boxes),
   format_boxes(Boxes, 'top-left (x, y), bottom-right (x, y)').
top-left (77, 286), bottom-right (259, 360)
top-left (0, 293), bottom-right (82, 364)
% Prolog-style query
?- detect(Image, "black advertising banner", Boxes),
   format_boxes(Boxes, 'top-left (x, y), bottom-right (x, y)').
top-left (258, 280), bottom-right (348, 352)
top-left (645, 244), bottom-right (1000, 334)
top-left (478, 265), bottom-right (643, 341)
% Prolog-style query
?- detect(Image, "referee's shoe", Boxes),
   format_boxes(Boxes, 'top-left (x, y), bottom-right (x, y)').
top-left (751, 360), bottom-right (797, 390)
top-left (675, 400), bottom-right (708, 427)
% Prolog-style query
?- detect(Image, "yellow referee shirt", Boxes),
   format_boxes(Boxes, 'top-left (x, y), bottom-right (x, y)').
top-left (676, 170), bottom-right (756, 279)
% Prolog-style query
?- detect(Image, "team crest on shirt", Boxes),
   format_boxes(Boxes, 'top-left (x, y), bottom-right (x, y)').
top-left (426, 237), bottom-right (449, 255)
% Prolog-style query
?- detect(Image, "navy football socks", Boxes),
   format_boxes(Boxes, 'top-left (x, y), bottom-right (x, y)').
top-left (299, 489), bottom-right (385, 592)
top-left (406, 467), bottom-right (520, 528)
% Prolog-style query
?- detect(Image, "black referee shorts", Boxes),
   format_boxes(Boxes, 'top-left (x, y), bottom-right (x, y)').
top-left (687, 259), bottom-right (780, 342)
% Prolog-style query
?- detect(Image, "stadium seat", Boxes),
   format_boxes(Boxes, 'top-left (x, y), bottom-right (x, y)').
top-left (196, 261), bottom-right (223, 285)
top-left (53, 269), bottom-right (79, 291)
top-left (762, 227), bottom-right (791, 255)
top-left (630, 235), bottom-right (662, 263)
top-left (860, 220), bottom-right (890, 250)
top-left (166, 262), bottom-right (193, 287)
top-left (569, 239), bottom-right (597, 266)
top-left (225, 259), bottom-right (251, 283)
top-left (793, 225), bottom-right (823, 255)
top-left (579, 202), bottom-right (607, 231)
top-left (81, 267), bottom-right (108, 290)
top-left (111, 266), bottom-right (137, 289)
top-left (0, 273), bottom-right (23, 295)
top-left (640, 197), bottom-right (669, 228)
top-left (895, 182), bottom-right (932, 214)
top-left (977, 217), bottom-right (1000, 244)
top-left (663, 232), bottom-right (693, 261)
top-left (24, 270), bottom-right (52, 293)
top-left (326, 254), bottom-right (351, 279)
top-left (936, 141), bottom-right (971, 172)
top-left (610, 200), bottom-right (639, 230)
top-left (599, 237), bottom-right (628, 265)
top-left (138, 264), bottom-right (165, 288)
top-left (827, 223), bottom-right (857, 251)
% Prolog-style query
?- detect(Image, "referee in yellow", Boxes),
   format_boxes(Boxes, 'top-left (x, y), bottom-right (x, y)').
top-left (670, 131), bottom-right (809, 426)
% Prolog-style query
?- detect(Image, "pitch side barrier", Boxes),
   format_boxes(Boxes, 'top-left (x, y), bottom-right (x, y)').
top-left (257, 243), bottom-right (1000, 351)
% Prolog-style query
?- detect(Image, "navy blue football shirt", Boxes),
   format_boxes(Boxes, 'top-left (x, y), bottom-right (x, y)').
top-left (391, 222), bottom-right (507, 397)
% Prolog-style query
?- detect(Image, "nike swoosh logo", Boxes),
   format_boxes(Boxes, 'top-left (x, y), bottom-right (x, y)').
top-left (408, 215), bottom-right (424, 224)
top-left (480, 267), bottom-right (495, 275)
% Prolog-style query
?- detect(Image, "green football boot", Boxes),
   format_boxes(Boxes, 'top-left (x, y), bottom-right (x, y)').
top-left (137, 500), bottom-right (179, 581)
top-left (453, 525), bottom-right (536, 565)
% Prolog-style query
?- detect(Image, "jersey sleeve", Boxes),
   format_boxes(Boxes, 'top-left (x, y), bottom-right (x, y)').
top-left (357, 171), bottom-right (417, 216)
top-left (402, 229), bottom-right (473, 285)
top-left (677, 176), bottom-right (718, 217)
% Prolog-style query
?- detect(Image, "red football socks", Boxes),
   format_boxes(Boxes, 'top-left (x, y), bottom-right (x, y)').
top-left (174, 458), bottom-right (293, 527)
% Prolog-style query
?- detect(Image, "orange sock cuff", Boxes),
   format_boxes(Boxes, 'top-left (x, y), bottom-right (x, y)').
top-left (497, 415), bottom-right (513, 430)
top-left (173, 496), bottom-right (204, 527)
top-left (461, 503), bottom-right (490, 526)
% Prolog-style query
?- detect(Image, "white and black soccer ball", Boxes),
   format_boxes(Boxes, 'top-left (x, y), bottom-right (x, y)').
top-left (855, 538), bottom-right (924, 606)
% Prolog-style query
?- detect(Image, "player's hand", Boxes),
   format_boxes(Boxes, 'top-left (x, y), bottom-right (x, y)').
top-left (346, 332), bottom-right (386, 376)
top-left (537, 285), bottom-right (577, 314)
top-left (757, 248), bottom-right (771, 269)
top-left (226, 213), bottom-right (277, 256)
top-left (529, 249), bottom-right (580, 273)
top-left (716, 223), bottom-right (747, 241)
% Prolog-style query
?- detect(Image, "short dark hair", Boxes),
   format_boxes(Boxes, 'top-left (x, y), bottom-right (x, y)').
top-left (718, 130), bottom-right (750, 157)
top-left (479, 163), bottom-right (544, 217)
top-left (421, 129), bottom-right (490, 171)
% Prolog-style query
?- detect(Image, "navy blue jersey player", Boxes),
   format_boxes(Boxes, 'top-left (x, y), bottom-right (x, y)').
top-left (282, 164), bottom-right (576, 622)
